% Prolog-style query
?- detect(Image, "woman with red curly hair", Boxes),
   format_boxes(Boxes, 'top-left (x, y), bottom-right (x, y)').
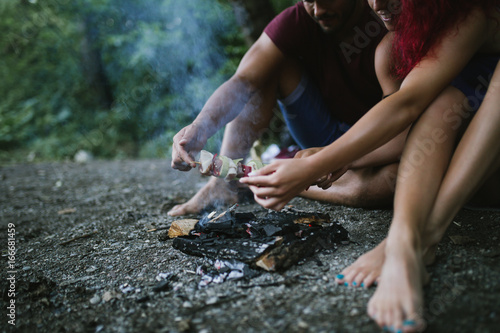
top-left (241, 0), bottom-right (500, 331)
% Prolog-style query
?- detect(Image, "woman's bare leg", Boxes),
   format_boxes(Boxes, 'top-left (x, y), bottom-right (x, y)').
top-left (336, 87), bottom-right (467, 293)
top-left (369, 63), bottom-right (500, 332)
top-left (425, 62), bottom-right (500, 249)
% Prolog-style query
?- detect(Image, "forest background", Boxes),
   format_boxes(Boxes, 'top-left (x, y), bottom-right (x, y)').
top-left (0, 0), bottom-right (294, 163)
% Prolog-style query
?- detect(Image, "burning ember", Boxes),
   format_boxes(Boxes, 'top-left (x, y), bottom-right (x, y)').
top-left (168, 205), bottom-right (349, 273)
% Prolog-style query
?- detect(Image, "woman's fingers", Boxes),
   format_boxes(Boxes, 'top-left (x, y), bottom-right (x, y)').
top-left (247, 184), bottom-right (284, 198)
top-left (252, 162), bottom-right (279, 176)
top-left (253, 194), bottom-right (287, 211)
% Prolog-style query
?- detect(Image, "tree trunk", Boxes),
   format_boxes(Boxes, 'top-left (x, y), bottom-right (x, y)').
top-left (80, 16), bottom-right (114, 110)
top-left (228, 0), bottom-right (276, 46)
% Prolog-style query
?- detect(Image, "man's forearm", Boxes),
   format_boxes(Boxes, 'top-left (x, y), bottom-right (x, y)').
top-left (193, 76), bottom-right (256, 140)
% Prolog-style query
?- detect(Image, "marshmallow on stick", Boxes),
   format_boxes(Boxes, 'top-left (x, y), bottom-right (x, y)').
top-left (198, 150), bottom-right (264, 181)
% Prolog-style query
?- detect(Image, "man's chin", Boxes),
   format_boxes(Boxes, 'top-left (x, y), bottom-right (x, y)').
top-left (320, 26), bottom-right (340, 35)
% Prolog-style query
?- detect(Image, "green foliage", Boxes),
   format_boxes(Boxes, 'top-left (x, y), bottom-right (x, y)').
top-left (271, 0), bottom-right (297, 12)
top-left (0, 0), bottom-right (247, 162)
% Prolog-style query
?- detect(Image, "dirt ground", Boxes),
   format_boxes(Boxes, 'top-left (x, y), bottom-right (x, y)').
top-left (1, 159), bottom-right (499, 333)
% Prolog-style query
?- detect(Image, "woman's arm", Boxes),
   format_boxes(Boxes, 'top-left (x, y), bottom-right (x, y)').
top-left (347, 32), bottom-right (406, 170)
top-left (241, 9), bottom-right (489, 210)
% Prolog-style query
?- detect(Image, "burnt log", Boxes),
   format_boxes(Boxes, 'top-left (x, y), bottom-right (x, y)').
top-left (170, 206), bottom-right (349, 272)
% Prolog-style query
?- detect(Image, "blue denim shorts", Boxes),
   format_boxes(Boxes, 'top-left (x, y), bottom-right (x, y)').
top-left (278, 74), bottom-right (351, 149)
top-left (451, 54), bottom-right (500, 112)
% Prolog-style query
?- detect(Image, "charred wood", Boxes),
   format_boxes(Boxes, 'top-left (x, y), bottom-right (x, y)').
top-left (170, 206), bottom-right (349, 272)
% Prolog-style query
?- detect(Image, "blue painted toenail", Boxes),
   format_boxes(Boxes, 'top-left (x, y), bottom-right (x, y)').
top-left (336, 274), bottom-right (344, 279)
top-left (361, 283), bottom-right (365, 287)
top-left (403, 320), bottom-right (416, 326)
top-left (344, 282), bottom-right (349, 286)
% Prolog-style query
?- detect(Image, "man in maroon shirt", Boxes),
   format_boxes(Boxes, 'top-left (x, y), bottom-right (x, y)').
top-left (169, 0), bottom-right (398, 216)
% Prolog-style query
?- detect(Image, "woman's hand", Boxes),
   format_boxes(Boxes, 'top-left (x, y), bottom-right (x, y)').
top-left (239, 157), bottom-right (323, 211)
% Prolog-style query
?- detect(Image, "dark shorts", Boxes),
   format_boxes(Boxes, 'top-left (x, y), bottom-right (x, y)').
top-left (278, 74), bottom-right (351, 149)
top-left (451, 54), bottom-right (500, 112)
top-left (279, 55), bottom-right (499, 150)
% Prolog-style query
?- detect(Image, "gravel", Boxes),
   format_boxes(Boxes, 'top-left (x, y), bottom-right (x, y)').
top-left (1, 159), bottom-right (499, 332)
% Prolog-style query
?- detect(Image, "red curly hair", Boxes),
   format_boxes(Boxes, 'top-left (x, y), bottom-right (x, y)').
top-left (392, 0), bottom-right (499, 78)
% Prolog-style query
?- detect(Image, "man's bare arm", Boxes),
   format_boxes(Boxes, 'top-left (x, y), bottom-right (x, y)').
top-left (172, 33), bottom-right (286, 170)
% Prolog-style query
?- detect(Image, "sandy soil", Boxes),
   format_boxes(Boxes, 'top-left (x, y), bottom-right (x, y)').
top-left (1, 159), bottom-right (499, 333)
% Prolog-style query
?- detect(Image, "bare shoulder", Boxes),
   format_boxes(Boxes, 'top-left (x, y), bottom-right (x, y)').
top-left (235, 33), bottom-right (285, 84)
top-left (375, 33), bottom-right (400, 96)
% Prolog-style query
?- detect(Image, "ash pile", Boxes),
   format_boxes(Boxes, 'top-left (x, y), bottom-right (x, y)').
top-left (167, 205), bottom-right (349, 285)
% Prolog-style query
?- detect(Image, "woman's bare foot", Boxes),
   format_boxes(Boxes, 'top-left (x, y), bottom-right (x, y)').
top-left (367, 235), bottom-right (428, 333)
top-left (335, 239), bottom-right (387, 288)
top-left (168, 178), bottom-right (239, 216)
top-left (334, 236), bottom-right (438, 290)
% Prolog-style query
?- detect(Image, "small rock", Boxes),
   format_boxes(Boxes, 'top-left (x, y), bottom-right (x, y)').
top-left (297, 320), bottom-right (309, 329)
top-left (90, 295), bottom-right (101, 305)
top-left (119, 283), bottom-right (135, 294)
top-left (86, 266), bottom-right (98, 273)
top-left (74, 150), bottom-right (93, 163)
top-left (182, 301), bottom-right (193, 308)
top-left (205, 296), bottom-right (218, 305)
top-left (102, 291), bottom-right (114, 302)
top-left (153, 280), bottom-right (171, 292)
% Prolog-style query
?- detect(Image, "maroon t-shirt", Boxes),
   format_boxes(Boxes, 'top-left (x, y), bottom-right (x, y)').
top-left (264, 2), bottom-right (386, 125)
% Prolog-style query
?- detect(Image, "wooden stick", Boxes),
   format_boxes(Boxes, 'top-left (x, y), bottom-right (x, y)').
top-left (147, 226), bottom-right (170, 232)
top-left (59, 231), bottom-right (98, 245)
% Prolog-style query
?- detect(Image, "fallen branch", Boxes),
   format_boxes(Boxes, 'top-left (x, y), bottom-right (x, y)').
top-left (147, 226), bottom-right (170, 232)
top-left (59, 231), bottom-right (98, 245)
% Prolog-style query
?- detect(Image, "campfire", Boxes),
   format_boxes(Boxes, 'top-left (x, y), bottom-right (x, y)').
top-left (167, 205), bottom-right (349, 273)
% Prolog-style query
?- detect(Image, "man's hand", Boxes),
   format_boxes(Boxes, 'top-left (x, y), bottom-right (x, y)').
top-left (171, 123), bottom-right (207, 171)
top-left (294, 147), bottom-right (348, 189)
top-left (294, 147), bottom-right (324, 159)
top-left (312, 166), bottom-right (349, 190)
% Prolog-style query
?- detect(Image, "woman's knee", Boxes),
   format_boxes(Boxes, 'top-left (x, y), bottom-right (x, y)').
top-left (428, 86), bottom-right (470, 130)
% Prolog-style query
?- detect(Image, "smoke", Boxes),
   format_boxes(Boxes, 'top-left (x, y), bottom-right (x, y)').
top-left (98, 0), bottom-right (240, 153)
top-left (140, 1), bottom-right (232, 107)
